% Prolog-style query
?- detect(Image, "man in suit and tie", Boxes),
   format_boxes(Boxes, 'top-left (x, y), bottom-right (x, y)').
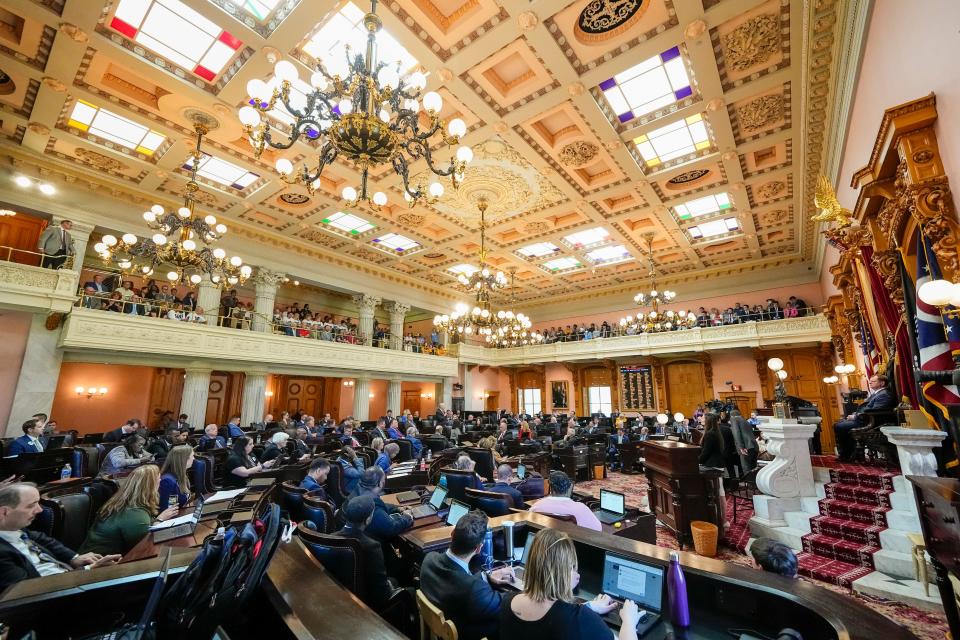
top-left (198, 424), bottom-right (227, 451)
top-left (103, 419), bottom-right (140, 443)
top-left (606, 425), bottom-right (632, 469)
top-left (729, 409), bottom-right (758, 473)
top-left (485, 464), bottom-right (526, 509)
top-left (834, 374), bottom-right (896, 461)
top-left (8, 420), bottom-right (45, 456)
top-left (82, 274), bottom-right (109, 295)
top-left (37, 219), bottom-right (74, 269)
top-left (223, 415), bottom-right (244, 439)
top-left (299, 457), bottom-right (330, 498)
top-left (369, 420), bottom-right (389, 442)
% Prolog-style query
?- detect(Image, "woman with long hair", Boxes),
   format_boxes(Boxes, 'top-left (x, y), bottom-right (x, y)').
top-left (518, 421), bottom-right (533, 442)
top-left (159, 445), bottom-right (194, 508)
top-left (100, 433), bottom-right (152, 477)
top-left (80, 465), bottom-right (179, 555)
top-left (499, 528), bottom-right (638, 640)
top-left (698, 412), bottom-right (725, 468)
top-left (224, 436), bottom-right (275, 488)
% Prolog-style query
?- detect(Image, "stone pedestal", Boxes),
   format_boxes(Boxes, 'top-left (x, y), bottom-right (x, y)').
top-left (881, 427), bottom-right (948, 477)
top-left (352, 377), bottom-right (371, 421)
top-left (241, 372), bottom-right (268, 427)
top-left (387, 378), bottom-right (401, 415)
top-left (197, 275), bottom-right (221, 326)
top-left (353, 294), bottom-right (381, 346)
top-left (179, 368), bottom-right (211, 429)
top-left (752, 417), bottom-right (817, 527)
top-left (385, 302), bottom-right (409, 350)
top-left (252, 268), bottom-right (284, 332)
top-left (5, 313), bottom-right (64, 436)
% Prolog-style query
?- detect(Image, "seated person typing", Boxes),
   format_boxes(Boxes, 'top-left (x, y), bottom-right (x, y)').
top-left (499, 528), bottom-right (638, 640)
top-left (420, 510), bottom-right (516, 640)
top-left (346, 467), bottom-right (413, 542)
top-left (375, 442), bottom-right (400, 473)
top-left (224, 436), bottom-right (276, 488)
top-left (333, 495), bottom-right (393, 608)
top-left (100, 433), bottom-right (153, 477)
top-left (300, 457), bottom-right (331, 500)
top-left (159, 445), bottom-right (193, 508)
top-left (529, 471), bottom-right (601, 531)
top-left (486, 464), bottom-right (526, 509)
top-left (80, 465), bottom-right (179, 556)
top-left (0, 483), bottom-right (121, 592)
top-left (197, 423), bottom-right (227, 451)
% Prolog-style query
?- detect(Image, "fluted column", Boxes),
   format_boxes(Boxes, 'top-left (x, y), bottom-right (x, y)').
top-left (353, 294), bottom-right (381, 346)
top-left (179, 368), bottom-right (212, 429)
top-left (385, 301), bottom-right (410, 350)
top-left (352, 376), bottom-right (371, 421)
top-left (462, 365), bottom-right (477, 412)
top-left (252, 268), bottom-right (285, 332)
top-left (197, 274), bottom-right (221, 326)
top-left (241, 371), bottom-right (268, 427)
top-left (442, 377), bottom-right (454, 410)
top-left (387, 378), bottom-right (402, 415)
top-left (5, 313), bottom-right (64, 436)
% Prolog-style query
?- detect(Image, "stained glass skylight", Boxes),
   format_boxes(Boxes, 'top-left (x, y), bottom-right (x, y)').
top-left (542, 257), bottom-right (583, 272)
top-left (449, 264), bottom-right (479, 276)
top-left (302, 2), bottom-right (418, 78)
top-left (184, 153), bottom-right (259, 190)
top-left (586, 244), bottom-right (632, 265)
top-left (562, 227), bottom-right (610, 250)
top-left (111, 0), bottom-right (244, 81)
top-left (673, 193), bottom-right (732, 220)
top-left (688, 217), bottom-right (739, 239)
top-left (372, 232), bottom-right (419, 252)
top-left (322, 211), bottom-right (375, 235)
top-left (597, 46), bottom-right (691, 123)
top-left (68, 100), bottom-right (166, 155)
top-left (633, 114), bottom-right (711, 169)
top-left (516, 242), bottom-right (561, 258)
top-left (223, 0), bottom-right (279, 21)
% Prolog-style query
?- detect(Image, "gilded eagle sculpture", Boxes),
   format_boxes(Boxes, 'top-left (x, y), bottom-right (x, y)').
top-left (812, 175), bottom-right (853, 228)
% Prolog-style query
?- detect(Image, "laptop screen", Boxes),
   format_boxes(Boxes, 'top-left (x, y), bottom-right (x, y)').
top-left (429, 485), bottom-right (448, 509)
top-left (599, 489), bottom-right (625, 515)
top-left (517, 464), bottom-right (526, 479)
top-left (519, 531), bottom-right (536, 565)
top-left (601, 553), bottom-right (664, 613)
top-left (445, 500), bottom-right (470, 526)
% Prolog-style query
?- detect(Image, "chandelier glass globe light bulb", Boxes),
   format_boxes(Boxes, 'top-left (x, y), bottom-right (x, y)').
top-left (238, 106), bottom-right (260, 127)
top-left (373, 191), bottom-right (388, 206)
top-left (342, 186), bottom-right (358, 202)
top-left (246, 79), bottom-right (269, 100)
top-left (448, 118), bottom-right (466, 138)
top-left (767, 357), bottom-right (784, 372)
top-left (230, 256), bottom-right (242, 267)
top-left (204, 215), bottom-right (217, 225)
top-left (167, 271), bottom-right (178, 281)
top-left (429, 182), bottom-right (444, 198)
top-left (177, 207), bottom-right (191, 218)
top-left (918, 279), bottom-right (955, 306)
top-left (273, 60), bottom-right (298, 83)
top-left (190, 274), bottom-right (202, 284)
top-left (213, 248), bottom-right (226, 259)
top-left (656, 413), bottom-right (668, 425)
top-left (215, 223), bottom-right (227, 234)
top-left (275, 158), bottom-right (293, 175)
top-left (143, 210), bottom-right (156, 222)
top-left (182, 239), bottom-right (196, 251)
top-left (776, 370), bottom-right (789, 380)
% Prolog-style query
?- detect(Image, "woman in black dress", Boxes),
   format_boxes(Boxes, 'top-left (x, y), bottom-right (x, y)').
top-left (499, 528), bottom-right (639, 640)
top-left (698, 412), bottom-right (726, 468)
top-left (224, 436), bottom-right (275, 488)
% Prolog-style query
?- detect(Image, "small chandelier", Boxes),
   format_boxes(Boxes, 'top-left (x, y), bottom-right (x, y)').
top-left (95, 123), bottom-right (251, 287)
top-left (489, 269), bottom-right (543, 348)
top-left (456, 200), bottom-right (507, 291)
top-left (237, 0), bottom-right (473, 209)
top-left (620, 233), bottom-right (696, 333)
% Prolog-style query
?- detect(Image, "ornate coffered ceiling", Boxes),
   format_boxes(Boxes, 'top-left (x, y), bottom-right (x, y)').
top-left (0, 0), bottom-right (861, 313)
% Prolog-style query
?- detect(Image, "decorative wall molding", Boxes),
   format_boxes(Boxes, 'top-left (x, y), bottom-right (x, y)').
top-left (0, 262), bottom-right (78, 313)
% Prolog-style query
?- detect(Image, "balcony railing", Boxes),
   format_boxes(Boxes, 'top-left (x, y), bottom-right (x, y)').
top-left (449, 315), bottom-right (833, 365)
top-left (0, 245), bottom-right (78, 313)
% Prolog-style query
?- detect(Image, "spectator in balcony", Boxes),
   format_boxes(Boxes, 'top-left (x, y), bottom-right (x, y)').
top-left (748, 304), bottom-right (764, 322)
top-left (38, 219), bottom-right (74, 269)
top-left (220, 289), bottom-right (239, 328)
top-left (766, 299), bottom-right (784, 320)
top-left (789, 296), bottom-right (808, 316)
top-left (180, 290), bottom-right (197, 310)
top-left (83, 274), bottom-right (109, 295)
top-left (696, 307), bottom-right (710, 327)
top-left (166, 304), bottom-right (185, 321)
top-left (103, 291), bottom-right (124, 313)
top-left (187, 306), bottom-right (206, 323)
top-left (722, 308), bottom-right (737, 325)
top-left (81, 286), bottom-right (102, 310)
top-left (784, 301), bottom-right (799, 318)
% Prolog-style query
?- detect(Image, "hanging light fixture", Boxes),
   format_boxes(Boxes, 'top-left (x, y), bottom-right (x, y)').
top-left (237, 0), bottom-right (472, 210)
top-left (456, 200), bottom-right (507, 291)
top-left (94, 123), bottom-right (251, 287)
top-left (490, 268), bottom-right (544, 348)
top-left (620, 233), bottom-right (696, 333)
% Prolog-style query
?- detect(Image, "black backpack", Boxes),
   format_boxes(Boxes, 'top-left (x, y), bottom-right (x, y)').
top-left (157, 503), bottom-right (284, 638)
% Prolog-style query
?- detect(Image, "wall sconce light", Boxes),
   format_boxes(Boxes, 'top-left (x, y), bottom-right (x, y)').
top-left (14, 175), bottom-right (55, 195)
top-left (420, 393), bottom-right (433, 399)
top-left (343, 380), bottom-right (355, 387)
top-left (823, 376), bottom-right (839, 384)
top-left (369, 392), bottom-right (375, 399)
top-left (76, 386), bottom-right (107, 399)
top-left (480, 393), bottom-right (490, 399)
top-left (264, 390), bottom-right (274, 398)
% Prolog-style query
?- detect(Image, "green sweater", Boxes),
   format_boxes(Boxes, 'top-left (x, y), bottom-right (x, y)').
top-left (79, 507), bottom-right (153, 556)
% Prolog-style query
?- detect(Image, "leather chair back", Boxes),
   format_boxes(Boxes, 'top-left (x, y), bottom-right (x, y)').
top-left (191, 454), bottom-right (216, 495)
top-left (28, 504), bottom-right (55, 538)
top-left (438, 468), bottom-right (474, 503)
top-left (76, 445), bottom-right (103, 476)
top-left (83, 479), bottom-right (119, 520)
top-left (301, 494), bottom-right (335, 533)
top-left (297, 524), bottom-right (363, 598)
top-left (422, 437), bottom-right (448, 454)
top-left (465, 487), bottom-right (512, 516)
top-left (324, 462), bottom-right (347, 507)
top-left (45, 492), bottom-right (93, 550)
top-left (516, 476), bottom-right (546, 500)
top-left (389, 439), bottom-right (413, 462)
top-left (465, 447), bottom-right (495, 481)
top-left (358, 447), bottom-right (378, 468)
top-left (279, 481), bottom-right (308, 520)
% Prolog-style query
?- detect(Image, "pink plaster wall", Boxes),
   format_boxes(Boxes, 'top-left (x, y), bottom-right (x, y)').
top-left (710, 349), bottom-right (763, 399)
top-left (51, 363), bottom-right (154, 433)
top-left (819, 244), bottom-right (841, 299)
top-left (0, 311), bottom-right (32, 429)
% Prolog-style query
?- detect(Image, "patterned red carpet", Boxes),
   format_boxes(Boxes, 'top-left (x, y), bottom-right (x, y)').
top-left (577, 470), bottom-right (948, 640)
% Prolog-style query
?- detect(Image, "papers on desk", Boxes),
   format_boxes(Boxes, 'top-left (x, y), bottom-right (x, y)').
top-left (149, 513), bottom-right (198, 530)
top-left (204, 488), bottom-right (247, 503)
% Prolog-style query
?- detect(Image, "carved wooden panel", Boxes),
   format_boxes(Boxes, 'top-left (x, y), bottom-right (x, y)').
top-left (147, 367), bottom-right (183, 429)
top-left (205, 371), bottom-right (243, 426)
top-left (665, 362), bottom-right (707, 417)
top-left (0, 214), bottom-right (44, 266)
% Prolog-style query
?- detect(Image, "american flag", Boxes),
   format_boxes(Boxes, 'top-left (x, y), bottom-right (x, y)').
top-left (857, 311), bottom-right (880, 378)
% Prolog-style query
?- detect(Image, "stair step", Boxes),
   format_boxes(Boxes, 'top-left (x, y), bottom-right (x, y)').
top-left (829, 468), bottom-right (897, 491)
top-left (785, 510), bottom-right (813, 532)
top-left (885, 508), bottom-right (922, 533)
top-left (853, 571), bottom-right (944, 613)
top-left (873, 548), bottom-right (928, 580)
top-left (824, 482), bottom-right (892, 507)
top-left (813, 466), bottom-right (833, 484)
top-left (889, 489), bottom-right (917, 513)
top-left (801, 495), bottom-right (822, 513)
top-left (797, 552), bottom-right (873, 588)
top-left (819, 498), bottom-right (890, 527)
top-left (747, 520), bottom-right (806, 550)
top-left (801, 533), bottom-right (879, 569)
top-left (879, 527), bottom-right (921, 554)
top-left (809, 515), bottom-right (883, 547)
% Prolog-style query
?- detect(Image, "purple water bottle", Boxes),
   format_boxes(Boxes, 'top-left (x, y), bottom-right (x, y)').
top-left (667, 551), bottom-right (690, 628)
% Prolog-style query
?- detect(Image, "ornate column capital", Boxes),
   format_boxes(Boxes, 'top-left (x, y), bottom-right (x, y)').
top-left (252, 268), bottom-right (286, 290)
top-left (353, 294), bottom-right (382, 314)
top-left (385, 301), bottom-right (411, 318)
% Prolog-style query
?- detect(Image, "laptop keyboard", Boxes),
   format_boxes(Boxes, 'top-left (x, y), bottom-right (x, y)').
top-left (594, 510), bottom-right (623, 524)
top-left (409, 504), bottom-right (436, 519)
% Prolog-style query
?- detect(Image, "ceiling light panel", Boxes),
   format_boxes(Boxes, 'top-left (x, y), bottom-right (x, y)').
top-left (516, 242), bottom-right (561, 259)
top-left (673, 192), bottom-right (732, 220)
top-left (372, 232), bottom-right (421, 254)
top-left (597, 46), bottom-right (692, 124)
top-left (586, 244), bottom-right (632, 266)
top-left (222, 0), bottom-right (280, 21)
top-left (184, 153), bottom-right (259, 190)
top-left (322, 211), bottom-right (375, 235)
top-left (688, 217), bottom-right (740, 239)
top-left (633, 114), bottom-right (711, 169)
top-left (541, 256), bottom-right (583, 273)
top-left (68, 99), bottom-right (166, 155)
top-left (111, 0), bottom-right (244, 81)
top-left (448, 264), bottom-right (479, 276)
top-left (562, 227), bottom-right (611, 250)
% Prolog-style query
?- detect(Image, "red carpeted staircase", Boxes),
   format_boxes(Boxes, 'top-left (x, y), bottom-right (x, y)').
top-left (797, 464), bottom-right (899, 587)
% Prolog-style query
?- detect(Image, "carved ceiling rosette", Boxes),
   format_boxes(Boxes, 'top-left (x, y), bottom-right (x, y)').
top-left (737, 94), bottom-right (784, 133)
top-left (575, 0), bottom-right (649, 43)
top-left (558, 140), bottom-right (599, 168)
top-left (722, 14), bottom-right (781, 72)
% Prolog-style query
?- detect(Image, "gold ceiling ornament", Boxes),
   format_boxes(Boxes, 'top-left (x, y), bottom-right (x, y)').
top-left (94, 122), bottom-right (251, 288)
top-left (74, 148), bottom-right (126, 173)
top-left (558, 140), bottom-right (599, 167)
top-left (522, 220), bottom-right (550, 235)
top-left (517, 11), bottom-right (539, 32)
top-left (238, 0), bottom-right (473, 210)
top-left (396, 212), bottom-right (425, 226)
top-left (575, 0), bottom-right (648, 43)
top-left (756, 180), bottom-right (786, 199)
top-left (722, 13), bottom-right (781, 72)
top-left (812, 174), bottom-right (853, 228)
top-left (736, 94), bottom-right (784, 132)
top-left (620, 233), bottom-right (697, 334)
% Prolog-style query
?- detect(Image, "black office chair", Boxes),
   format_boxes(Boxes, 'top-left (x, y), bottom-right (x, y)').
top-left (82, 479), bottom-right (119, 520)
top-left (297, 524), bottom-right (363, 594)
top-left (465, 487), bottom-right (513, 517)
top-left (422, 437), bottom-right (448, 454)
top-left (191, 454), bottom-right (218, 495)
top-left (279, 481), bottom-right (308, 520)
top-left (324, 462), bottom-right (348, 507)
top-left (388, 439), bottom-right (413, 462)
top-left (43, 493), bottom-right (93, 551)
top-left (301, 494), bottom-right (336, 533)
top-left (465, 447), bottom-right (495, 482)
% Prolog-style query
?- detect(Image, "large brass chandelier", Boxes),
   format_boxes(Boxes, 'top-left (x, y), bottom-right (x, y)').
top-left (456, 200), bottom-right (507, 291)
top-left (490, 269), bottom-right (544, 348)
top-left (620, 233), bottom-right (696, 333)
top-left (94, 123), bottom-right (251, 287)
top-left (237, 0), bottom-right (473, 210)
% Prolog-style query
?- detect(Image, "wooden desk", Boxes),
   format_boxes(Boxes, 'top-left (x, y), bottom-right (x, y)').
top-left (122, 519), bottom-right (218, 562)
top-left (381, 492), bottom-right (443, 529)
top-left (401, 511), bottom-right (914, 640)
top-left (616, 440), bottom-right (644, 473)
top-left (909, 475), bottom-right (960, 638)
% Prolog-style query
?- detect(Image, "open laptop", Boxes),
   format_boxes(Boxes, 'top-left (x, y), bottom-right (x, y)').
top-left (444, 499), bottom-right (470, 527)
top-left (409, 485), bottom-right (448, 519)
top-left (394, 490), bottom-right (422, 504)
top-left (84, 548), bottom-right (173, 639)
top-left (598, 553), bottom-right (664, 636)
top-left (516, 464), bottom-right (526, 480)
top-left (592, 489), bottom-right (626, 524)
top-left (509, 531), bottom-right (536, 590)
top-left (151, 499), bottom-right (205, 543)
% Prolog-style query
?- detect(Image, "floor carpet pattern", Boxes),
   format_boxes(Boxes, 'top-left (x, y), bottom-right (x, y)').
top-left (576, 470), bottom-right (947, 640)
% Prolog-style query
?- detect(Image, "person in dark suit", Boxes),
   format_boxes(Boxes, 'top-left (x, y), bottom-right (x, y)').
top-left (494, 421), bottom-right (513, 448)
top-left (698, 413), bottom-right (726, 468)
top-left (197, 424), bottom-right (227, 451)
top-left (368, 420), bottom-right (389, 442)
top-left (333, 495), bottom-right (394, 608)
top-left (7, 420), bottom-right (45, 456)
top-left (834, 374), bottom-right (896, 461)
top-left (173, 413), bottom-right (191, 431)
top-left (223, 415), bottom-right (244, 439)
top-left (718, 414), bottom-right (740, 479)
top-left (419, 510), bottom-right (516, 640)
top-left (485, 464), bottom-right (526, 509)
top-left (347, 467), bottom-right (413, 543)
top-left (606, 426), bottom-right (632, 469)
top-left (339, 424), bottom-right (361, 448)
top-left (103, 419), bottom-right (140, 443)
top-left (146, 427), bottom-right (189, 461)
top-left (291, 428), bottom-right (311, 458)
top-left (300, 457), bottom-right (330, 500)
top-left (0, 483), bottom-right (120, 592)
top-left (729, 409), bottom-right (758, 473)
top-left (82, 274), bottom-right (109, 295)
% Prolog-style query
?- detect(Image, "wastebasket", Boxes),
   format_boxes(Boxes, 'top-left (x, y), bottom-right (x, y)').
top-left (690, 520), bottom-right (718, 557)
top-left (593, 464), bottom-right (605, 480)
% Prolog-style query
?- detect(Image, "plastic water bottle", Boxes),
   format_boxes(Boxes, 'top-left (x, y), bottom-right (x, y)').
top-left (667, 551), bottom-right (690, 628)
top-left (60, 463), bottom-right (71, 480)
top-left (482, 527), bottom-right (494, 568)
top-left (419, 457), bottom-right (427, 471)
top-left (426, 449), bottom-right (432, 461)
top-left (227, 437), bottom-right (233, 446)
top-left (439, 474), bottom-right (447, 488)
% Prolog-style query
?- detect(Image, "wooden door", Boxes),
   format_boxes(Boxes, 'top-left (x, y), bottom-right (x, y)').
top-left (0, 214), bottom-right (44, 265)
top-left (401, 390), bottom-right (420, 415)
top-left (205, 372), bottom-right (243, 426)
top-left (148, 368), bottom-right (184, 428)
top-left (485, 392), bottom-right (499, 411)
top-left (719, 391), bottom-right (757, 416)
top-left (666, 362), bottom-right (707, 417)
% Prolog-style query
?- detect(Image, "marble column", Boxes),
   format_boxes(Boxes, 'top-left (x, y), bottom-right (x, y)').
top-left (442, 377), bottom-right (454, 411)
top-left (353, 294), bottom-right (381, 346)
top-left (60, 218), bottom-right (94, 274)
top-left (197, 275), bottom-right (221, 326)
top-left (352, 376), bottom-right (371, 421)
top-left (462, 364), bottom-right (477, 412)
top-left (5, 313), bottom-right (64, 436)
top-left (179, 368), bottom-right (212, 429)
top-left (252, 268), bottom-right (285, 332)
top-left (385, 301), bottom-right (410, 350)
top-left (751, 417), bottom-right (817, 527)
top-left (387, 378), bottom-right (402, 415)
top-left (880, 427), bottom-right (949, 478)
top-left (241, 371), bottom-right (268, 427)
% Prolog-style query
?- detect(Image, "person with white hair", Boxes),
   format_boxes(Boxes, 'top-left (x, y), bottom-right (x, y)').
top-left (260, 431), bottom-right (289, 463)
